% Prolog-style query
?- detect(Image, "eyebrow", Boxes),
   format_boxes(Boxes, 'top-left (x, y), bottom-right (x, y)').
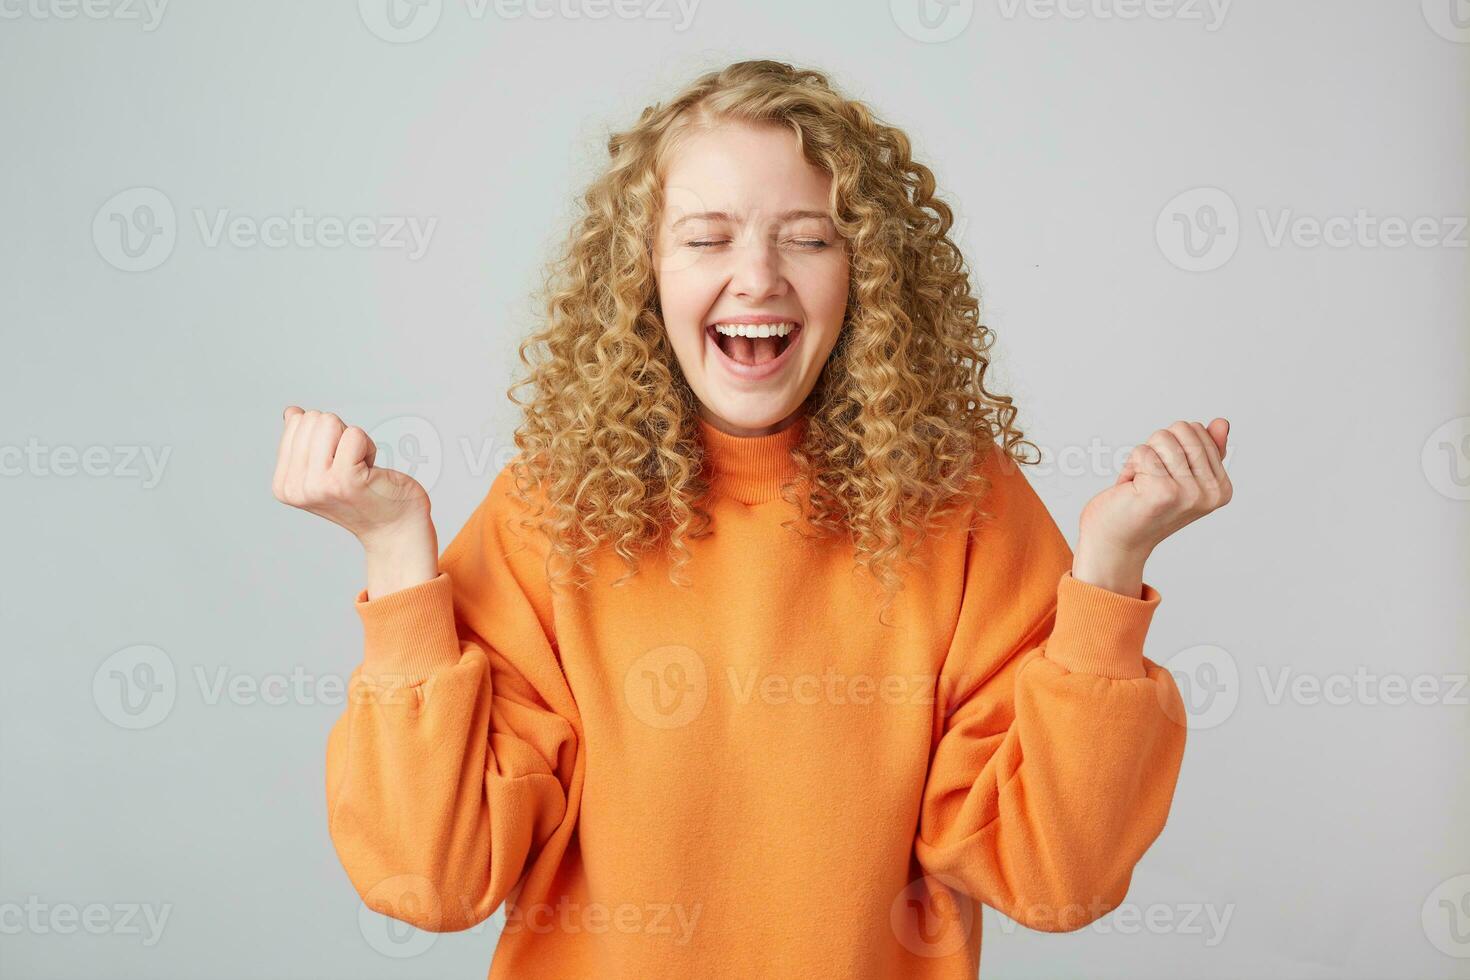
top-left (670, 209), bottom-right (833, 229)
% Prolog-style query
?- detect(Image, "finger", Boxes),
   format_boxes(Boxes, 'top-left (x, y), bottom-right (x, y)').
top-left (1117, 452), bottom-right (1138, 484)
top-left (307, 412), bottom-right (346, 474)
top-left (1188, 421), bottom-right (1227, 484)
top-left (1127, 445), bottom-right (1170, 494)
top-left (1145, 428), bottom-right (1194, 482)
top-left (1167, 421), bottom-right (1214, 483)
top-left (1208, 418), bottom-right (1230, 459)
top-left (287, 409), bottom-right (319, 493)
top-left (1119, 442), bottom-right (1169, 485)
top-left (331, 425), bottom-right (375, 481)
top-left (274, 409), bottom-right (305, 497)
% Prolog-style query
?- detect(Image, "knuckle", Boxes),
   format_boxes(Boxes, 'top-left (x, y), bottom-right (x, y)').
top-left (301, 471), bottom-right (326, 499)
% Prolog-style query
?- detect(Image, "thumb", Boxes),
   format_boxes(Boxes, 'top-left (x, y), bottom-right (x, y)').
top-left (330, 425), bottom-right (376, 479)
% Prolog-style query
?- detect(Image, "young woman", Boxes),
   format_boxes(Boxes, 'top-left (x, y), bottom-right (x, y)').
top-left (272, 60), bottom-right (1231, 980)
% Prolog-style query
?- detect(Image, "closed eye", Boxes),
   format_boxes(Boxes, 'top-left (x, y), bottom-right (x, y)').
top-left (686, 239), bottom-right (830, 250)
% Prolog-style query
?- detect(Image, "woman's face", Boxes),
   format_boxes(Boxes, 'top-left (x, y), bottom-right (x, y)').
top-left (652, 121), bottom-right (850, 437)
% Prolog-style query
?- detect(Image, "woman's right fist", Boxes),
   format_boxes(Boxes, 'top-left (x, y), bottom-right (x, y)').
top-left (271, 406), bottom-right (431, 545)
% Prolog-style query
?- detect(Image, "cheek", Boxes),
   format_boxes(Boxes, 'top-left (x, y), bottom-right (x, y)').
top-left (660, 268), bottom-right (722, 321)
top-left (807, 260), bottom-right (850, 321)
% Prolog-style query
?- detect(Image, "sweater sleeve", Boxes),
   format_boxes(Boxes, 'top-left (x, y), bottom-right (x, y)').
top-left (913, 448), bottom-right (1187, 933)
top-left (324, 465), bottom-right (581, 933)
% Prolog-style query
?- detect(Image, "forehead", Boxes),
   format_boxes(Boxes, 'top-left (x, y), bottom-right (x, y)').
top-left (660, 122), bottom-right (833, 223)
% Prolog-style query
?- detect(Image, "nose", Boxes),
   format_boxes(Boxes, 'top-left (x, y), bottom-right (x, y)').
top-left (729, 235), bottom-right (788, 302)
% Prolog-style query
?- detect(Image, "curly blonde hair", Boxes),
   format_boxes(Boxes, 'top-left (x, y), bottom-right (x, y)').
top-left (505, 58), bottom-right (1039, 625)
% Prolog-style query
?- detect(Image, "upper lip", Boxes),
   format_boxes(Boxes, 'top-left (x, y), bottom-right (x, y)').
top-left (707, 314), bottom-right (801, 326)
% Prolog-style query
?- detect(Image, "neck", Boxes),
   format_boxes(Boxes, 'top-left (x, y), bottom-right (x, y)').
top-left (696, 411), bottom-right (807, 505)
top-left (697, 405), bottom-right (805, 439)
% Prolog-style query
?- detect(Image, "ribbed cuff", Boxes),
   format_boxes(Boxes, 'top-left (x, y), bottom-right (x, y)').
top-left (353, 572), bottom-right (462, 684)
top-left (1043, 570), bottom-right (1162, 680)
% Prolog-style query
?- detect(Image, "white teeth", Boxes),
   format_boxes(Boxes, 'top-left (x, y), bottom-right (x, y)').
top-left (712, 321), bottom-right (797, 338)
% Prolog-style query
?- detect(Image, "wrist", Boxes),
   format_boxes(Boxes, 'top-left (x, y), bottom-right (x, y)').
top-left (357, 516), bottom-right (436, 559)
top-left (1071, 540), bottom-right (1150, 597)
top-left (360, 520), bottom-right (439, 601)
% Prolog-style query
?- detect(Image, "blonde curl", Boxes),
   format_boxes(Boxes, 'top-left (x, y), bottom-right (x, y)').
top-left (505, 59), bottom-right (1040, 626)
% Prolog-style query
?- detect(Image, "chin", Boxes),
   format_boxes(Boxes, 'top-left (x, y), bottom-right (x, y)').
top-left (696, 397), bottom-right (805, 435)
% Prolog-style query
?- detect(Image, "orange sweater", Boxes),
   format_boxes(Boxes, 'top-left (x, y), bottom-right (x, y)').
top-left (325, 414), bottom-right (1187, 979)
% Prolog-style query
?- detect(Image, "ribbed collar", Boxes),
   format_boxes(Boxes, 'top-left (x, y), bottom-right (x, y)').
top-left (696, 412), bottom-right (807, 505)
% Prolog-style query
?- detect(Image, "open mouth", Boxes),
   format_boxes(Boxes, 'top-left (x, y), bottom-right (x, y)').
top-left (705, 321), bottom-right (802, 372)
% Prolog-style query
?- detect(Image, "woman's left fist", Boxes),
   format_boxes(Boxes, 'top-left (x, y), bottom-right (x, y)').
top-left (1078, 418), bottom-right (1233, 562)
